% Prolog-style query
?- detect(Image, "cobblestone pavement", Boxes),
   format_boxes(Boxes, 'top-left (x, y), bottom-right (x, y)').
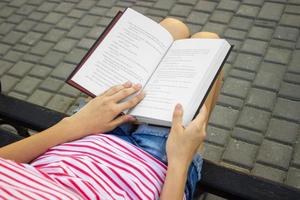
top-left (1, 0), bottom-right (300, 199)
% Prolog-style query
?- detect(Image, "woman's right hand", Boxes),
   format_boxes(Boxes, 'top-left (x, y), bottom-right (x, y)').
top-left (166, 104), bottom-right (208, 168)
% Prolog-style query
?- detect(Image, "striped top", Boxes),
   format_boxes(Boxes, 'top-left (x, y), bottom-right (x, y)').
top-left (0, 134), bottom-right (169, 200)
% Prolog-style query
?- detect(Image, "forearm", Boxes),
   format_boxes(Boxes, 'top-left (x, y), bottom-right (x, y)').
top-left (0, 118), bottom-right (76, 163)
top-left (160, 163), bottom-right (189, 200)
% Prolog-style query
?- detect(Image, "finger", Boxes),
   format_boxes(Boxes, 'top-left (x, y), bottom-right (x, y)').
top-left (194, 105), bottom-right (208, 125)
top-left (101, 81), bottom-right (132, 97)
top-left (109, 115), bottom-right (136, 128)
top-left (118, 91), bottom-right (145, 110)
top-left (171, 103), bottom-right (183, 130)
top-left (111, 83), bottom-right (142, 102)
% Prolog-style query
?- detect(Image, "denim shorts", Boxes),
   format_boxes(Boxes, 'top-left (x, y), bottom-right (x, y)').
top-left (107, 123), bottom-right (203, 200)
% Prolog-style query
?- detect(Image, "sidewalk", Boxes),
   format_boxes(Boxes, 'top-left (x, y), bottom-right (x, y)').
top-left (0, 0), bottom-right (300, 199)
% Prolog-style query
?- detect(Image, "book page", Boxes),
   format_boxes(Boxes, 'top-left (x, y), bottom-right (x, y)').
top-left (71, 8), bottom-right (173, 96)
top-left (130, 39), bottom-right (230, 126)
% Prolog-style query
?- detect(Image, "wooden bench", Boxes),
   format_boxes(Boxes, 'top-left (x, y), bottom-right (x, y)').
top-left (1, 90), bottom-right (300, 200)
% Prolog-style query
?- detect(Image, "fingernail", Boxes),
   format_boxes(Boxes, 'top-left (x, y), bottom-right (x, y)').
top-left (135, 83), bottom-right (142, 89)
top-left (125, 81), bottom-right (132, 87)
top-left (176, 103), bottom-right (182, 110)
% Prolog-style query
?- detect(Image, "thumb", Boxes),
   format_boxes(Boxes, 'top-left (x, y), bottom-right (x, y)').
top-left (171, 104), bottom-right (183, 129)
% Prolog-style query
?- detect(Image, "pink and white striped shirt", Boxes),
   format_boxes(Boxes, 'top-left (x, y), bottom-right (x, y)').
top-left (0, 134), bottom-right (168, 199)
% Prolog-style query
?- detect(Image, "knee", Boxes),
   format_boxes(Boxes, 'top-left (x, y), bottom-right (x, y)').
top-left (191, 32), bottom-right (219, 39)
top-left (160, 18), bottom-right (190, 40)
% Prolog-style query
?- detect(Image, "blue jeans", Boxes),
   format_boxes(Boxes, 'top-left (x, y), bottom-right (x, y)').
top-left (107, 123), bottom-right (203, 200)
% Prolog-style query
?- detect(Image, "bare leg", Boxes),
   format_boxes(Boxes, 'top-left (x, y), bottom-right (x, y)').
top-left (159, 18), bottom-right (190, 40)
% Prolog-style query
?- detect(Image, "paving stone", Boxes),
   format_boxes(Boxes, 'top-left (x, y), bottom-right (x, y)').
top-left (59, 84), bottom-right (81, 97)
top-left (226, 39), bottom-right (242, 51)
top-left (21, 32), bottom-right (43, 46)
top-left (266, 118), bottom-right (299, 145)
top-left (279, 82), bottom-right (300, 101)
top-left (286, 168), bottom-right (300, 189)
top-left (217, 0), bottom-right (240, 11)
top-left (169, 4), bottom-right (192, 17)
top-left (2, 31), bottom-right (25, 45)
top-left (64, 48), bottom-right (87, 64)
top-left (56, 17), bottom-right (78, 30)
top-left (248, 26), bottom-right (274, 41)
top-left (3, 50), bottom-right (24, 62)
top-left (77, 38), bottom-right (95, 50)
top-left (224, 29), bottom-right (247, 40)
top-left (186, 11), bottom-right (209, 25)
top-left (210, 10), bottom-right (233, 24)
top-left (229, 17), bottom-right (253, 30)
top-left (202, 143), bottom-right (224, 163)
top-left (51, 62), bottom-right (75, 80)
top-left (28, 65), bottom-right (52, 78)
top-left (40, 51), bottom-right (65, 67)
top-left (284, 73), bottom-right (300, 85)
top-left (285, 5), bottom-right (300, 14)
top-left (97, 0), bottom-right (117, 8)
top-left (43, 12), bottom-right (64, 24)
top-left (67, 26), bottom-right (90, 39)
top-left (30, 41), bottom-right (54, 56)
top-left (27, 89), bottom-right (53, 106)
top-left (68, 9), bottom-right (85, 19)
top-left (217, 94), bottom-right (244, 110)
top-left (202, 22), bottom-right (227, 36)
top-left (222, 77), bottom-right (251, 99)
top-left (236, 4), bottom-right (260, 18)
top-left (194, 1), bottom-right (217, 12)
top-left (258, 2), bottom-right (284, 21)
top-left (237, 106), bottom-right (271, 132)
top-left (265, 47), bottom-right (291, 65)
top-left (221, 161), bottom-right (250, 173)
top-left (78, 15), bottom-right (100, 27)
top-left (7, 14), bottom-right (24, 24)
top-left (229, 69), bottom-right (256, 81)
top-left (274, 26), bottom-right (299, 41)
top-left (46, 94), bottom-right (74, 113)
top-left (15, 19), bottom-right (36, 32)
top-left (273, 98), bottom-right (300, 122)
top-left (33, 23), bottom-right (53, 33)
top-left (76, 0), bottom-right (96, 10)
top-left (209, 105), bottom-right (239, 129)
top-left (233, 53), bottom-right (262, 72)
top-left (14, 76), bottom-right (41, 95)
top-left (0, 43), bottom-right (10, 55)
top-left (206, 125), bottom-right (229, 147)
top-left (246, 88), bottom-right (276, 111)
top-left (0, 6), bottom-right (16, 18)
top-left (15, 4), bottom-right (34, 15)
top-left (43, 29), bottom-right (66, 42)
top-left (146, 8), bottom-right (168, 17)
top-left (37, 2), bottom-right (58, 12)
top-left (54, 2), bottom-right (75, 13)
top-left (280, 14), bottom-right (300, 28)
top-left (241, 39), bottom-right (268, 56)
top-left (253, 62), bottom-right (285, 92)
top-left (270, 39), bottom-right (295, 49)
top-left (7, 92), bottom-right (27, 100)
top-left (13, 44), bottom-right (30, 52)
top-left (28, 11), bottom-right (47, 21)
top-left (252, 163), bottom-right (286, 183)
top-left (288, 50), bottom-right (300, 73)
top-left (0, 60), bottom-right (13, 76)
top-left (39, 77), bottom-right (64, 92)
top-left (98, 17), bottom-right (114, 26)
top-left (257, 140), bottom-right (293, 170)
top-left (8, 61), bottom-right (34, 77)
top-left (223, 139), bottom-right (258, 169)
top-left (22, 53), bottom-right (41, 63)
top-left (222, 63), bottom-right (232, 78)
top-left (293, 141), bottom-right (300, 168)
top-left (0, 23), bottom-right (15, 35)
top-left (231, 127), bottom-right (263, 145)
top-left (54, 38), bottom-right (77, 53)
top-left (89, 7), bottom-right (108, 16)
top-left (0, 75), bottom-right (20, 93)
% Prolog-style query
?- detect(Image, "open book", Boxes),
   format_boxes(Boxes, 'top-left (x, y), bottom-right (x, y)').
top-left (67, 8), bottom-right (232, 127)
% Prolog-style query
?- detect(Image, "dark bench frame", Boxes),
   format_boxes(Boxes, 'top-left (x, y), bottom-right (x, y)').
top-left (1, 90), bottom-right (300, 200)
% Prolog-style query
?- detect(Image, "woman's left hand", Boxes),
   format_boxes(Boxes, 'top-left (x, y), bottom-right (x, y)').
top-left (64, 81), bottom-right (145, 140)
